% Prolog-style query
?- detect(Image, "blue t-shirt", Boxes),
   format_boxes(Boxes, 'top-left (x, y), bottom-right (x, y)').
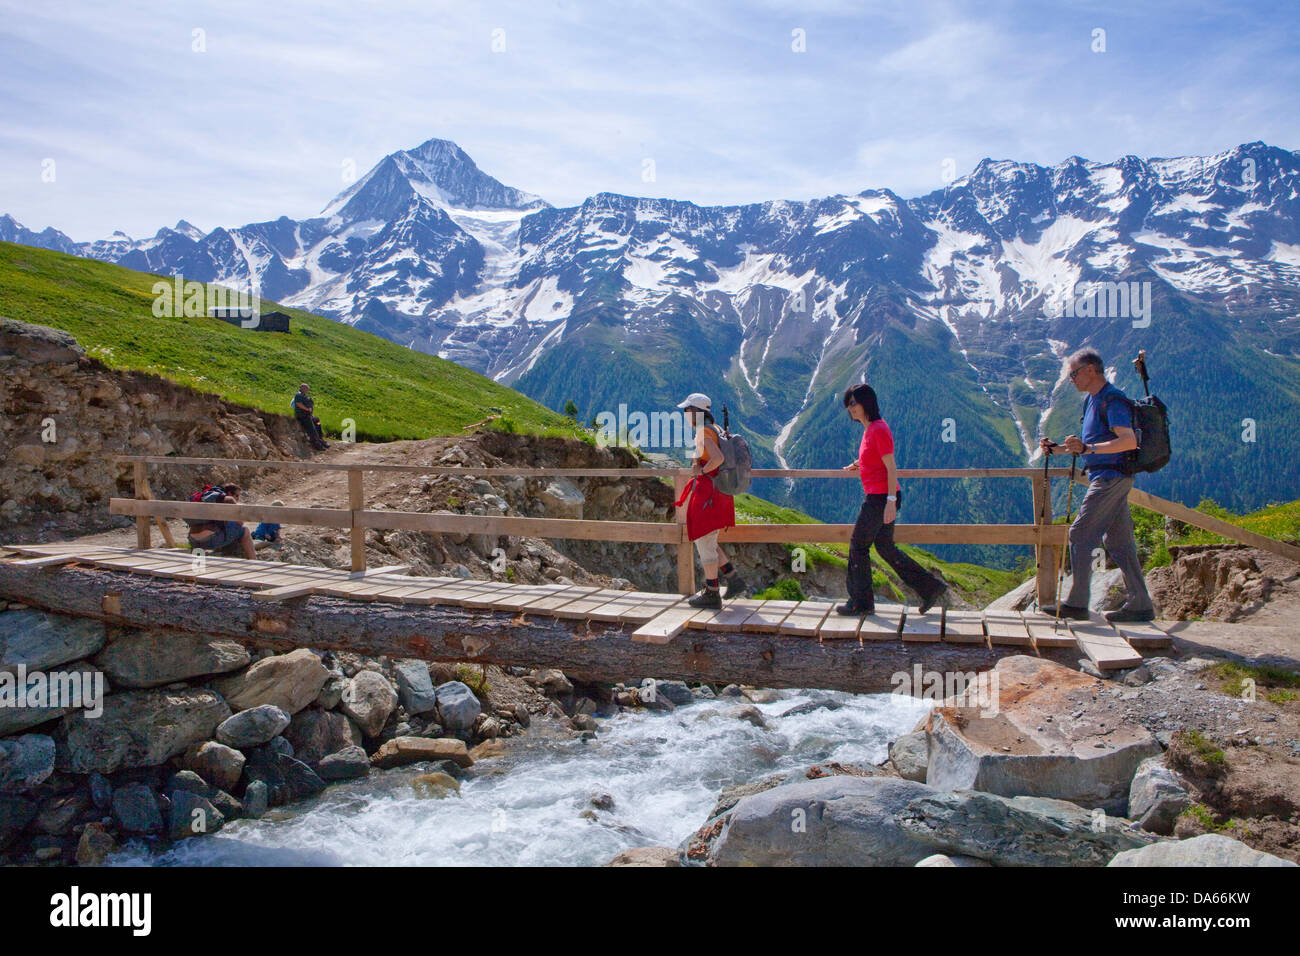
top-left (1080, 383), bottom-right (1133, 481)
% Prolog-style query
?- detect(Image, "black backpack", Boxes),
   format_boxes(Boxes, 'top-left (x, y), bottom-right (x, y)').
top-left (1094, 351), bottom-right (1171, 475)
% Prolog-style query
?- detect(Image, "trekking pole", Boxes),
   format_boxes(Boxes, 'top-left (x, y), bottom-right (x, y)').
top-left (1053, 453), bottom-right (1078, 629)
top-left (1034, 451), bottom-right (1051, 612)
top-left (722, 404), bottom-right (730, 436)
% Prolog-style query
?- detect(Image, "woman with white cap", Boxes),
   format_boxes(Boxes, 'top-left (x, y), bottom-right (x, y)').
top-left (674, 392), bottom-right (745, 608)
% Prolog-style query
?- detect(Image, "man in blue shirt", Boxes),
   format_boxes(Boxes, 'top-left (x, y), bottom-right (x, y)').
top-left (1038, 348), bottom-right (1155, 623)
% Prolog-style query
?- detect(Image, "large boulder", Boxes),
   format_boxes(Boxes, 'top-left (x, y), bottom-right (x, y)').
top-left (392, 660), bottom-right (438, 716)
top-left (889, 732), bottom-right (929, 783)
top-left (215, 704), bottom-right (291, 749)
top-left (434, 681), bottom-right (481, 732)
top-left (110, 783), bottom-right (163, 835)
top-left (370, 736), bottom-right (473, 770)
top-left (898, 790), bottom-right (1160, 866)
top-left (339, 670), bottom-right (398, 737)
top-left (93, 628), bottom-right (248, 689)
top-left (0, 609), bottom-right (105, 671)
top-left (167, 790), bottom-right (224, 840)
top-left (0, 662), bottom-right (108, 736)
top-left (211, 649), bottom-right (329, 715)
top-left (925, 656), bottom-right (1162, 813)
top-left (708, 776), bottom-right (940, 867)
top-left (241, 748), bottom-right (326, 807)
top-left (182, 741), bottom-right (246, 793)
top-left (55, 689), bottom-right (230, 774)
top-left (538, 479), bottom-right (584, 519)
top-left (0, 734), bottom-right (56, 791)
top-left (1109, 834), bottom-right (1297, 867)
top-left (1128, 756), bottom-right (1192, 835)
top-left (283, 708), bottom-right (363, 766)
top-left (316, 745), bottom-right (371, 781)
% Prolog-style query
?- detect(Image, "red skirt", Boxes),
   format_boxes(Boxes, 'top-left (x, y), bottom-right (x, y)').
top-left (679, 472), bottom-right (736, 540)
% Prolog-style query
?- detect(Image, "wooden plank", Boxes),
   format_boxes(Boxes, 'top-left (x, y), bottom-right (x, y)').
top-left (550, 590), bottom-right (629, 620)
top-left (1107, 620), bottom-right (1173, 649)
top-left (778, 601), bottom-right (833, 637)
top-left (1021, 613), bottom-right (1077, 649)
top-left (582, 592), bottom-right (648, 623)
top-left (673, 474), bottom-right (694, 596)
top-left (859, 604), bottom-right (904, 641)
top-left (632, 604), bottom-right (701, 644)
top-left (703, 601), bottom-right (765, 632)
top-left (5, 550), bottom-right (121, 568)
top-left (616, 595), bottom-right (685, 624)
top-left (1070, 621), bottom-right (1143, 670)
top-left (983, 613), bottom-right (1033, 647)
top-left (351, 564), bottom-right (409, 578)
top-left (941, 610), bottom-right (987, 645)
top-left (741, 600), bottom-right (799, 633)
top-left (1129, 487), bottom-right (1300, 565)
top-left (901, 610), bottom-right (943, 643)
top-left (447, 582), bottom-right (522, 609)
top-left (252, 581), bottom-right (321, 602)
top-left (490, 584), bottom-right (572, 611)
top-left (817, 609), bottom-right (863, 641)
top-left (522, 586), bottom-right (602, 614)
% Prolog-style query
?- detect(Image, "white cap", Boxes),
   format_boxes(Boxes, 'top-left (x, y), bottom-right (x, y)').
top-left (676, 392), bottom-right (711, 412)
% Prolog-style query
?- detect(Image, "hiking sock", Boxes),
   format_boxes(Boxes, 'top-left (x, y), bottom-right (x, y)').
top-left (706, 577), bottom-right (720, 590)
top-left (719, 562), bottom-right (735, 577)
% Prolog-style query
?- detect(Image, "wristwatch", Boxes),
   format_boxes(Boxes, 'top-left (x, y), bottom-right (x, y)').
top-left (886, 495), bottom-right (897, 502)
top-left (1088, 443), bottom-right (1096, 455)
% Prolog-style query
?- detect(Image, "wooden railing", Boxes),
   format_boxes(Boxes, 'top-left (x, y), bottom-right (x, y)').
top-left (111, 455), bottom-right (1079, 601)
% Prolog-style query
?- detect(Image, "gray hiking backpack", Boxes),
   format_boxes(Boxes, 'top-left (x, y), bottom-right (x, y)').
top-left (711, 406), bottom-right (753, 496)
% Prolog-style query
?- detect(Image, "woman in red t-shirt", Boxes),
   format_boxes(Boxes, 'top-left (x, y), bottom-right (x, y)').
top-left (837, 384), bottom-right (946, 616)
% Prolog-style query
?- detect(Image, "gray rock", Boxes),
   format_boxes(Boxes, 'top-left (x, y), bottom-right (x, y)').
top-left (210, 648), bottom-right (329, 715)
top-left (393, 660), bottom-right (438, 716)
top-left (654, 680), bottom-right (695, 707)
top-left (283, 708), bottom-right (363, 766)
top-left (710, 776), bottom-right (939, 867)
top-left (0, 734), bottom-right (56, 791)
top-left (898, 790), bottom-right (1160, 866)
top-left (339, 670), bottom-right (399, 737)
top-left (915, 853), bottom-right (992, 867)
top-left (0, 794), bottom-right (36, 850)
top-left (0, 609), bottom-right (105, 671)
top-left (55, 689), bottom-right (230, 774)
top-left (316, 745), bottom-right (371, 781)
top-left (241, 749), bottom-right (326, 807)
top-left (182, 741), bottom-right (245, 793)
top-left (215, 704), bottom-right (291, 748)
top-left (539, 479), bottom-right (584, 519)
top-left (1109, 834), bottom-right (1298, 867)
top-left (243, 780), bottom-right (268, 819)
top-left (93, 628), bottom-right (248, 689)
top-left (110, 783), bottom-right (162, 835)
top-left (0, 661), bottom-right (108, 735)
top-left (435, 680), bottom-right (482, 732)
top-left (708, 772), bottom-right (790, 820)
top-left (266, 735), bottom-right (294, 758)
top-left (34, 791), bottom-right (90, 835)
top-left (605, 847), bottom-right (681, 867)
top-left (720, 684), bottom-right (743, 697)
top-left (528, 669), bottom-right (573, 696)
top-left (727, 705), bottom-right (766, 728)
top-left (314, 674), bottom-right (346, 710)
top-left (889, 732), bottom-right (929, 783)
top-left (167, 789), bottom-right (224, 840)
top-left (89, 772), bottom-right (112, 810)
top-left (1128, 756), bottom-right (1192, 834)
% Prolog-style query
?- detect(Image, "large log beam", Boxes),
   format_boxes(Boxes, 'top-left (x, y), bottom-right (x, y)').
top-left (0, 563), bottom-right (1078, 694)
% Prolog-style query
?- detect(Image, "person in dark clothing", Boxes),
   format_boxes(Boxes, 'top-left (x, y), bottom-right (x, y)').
top-left (292, 383), bottom-right (328, 450)
top-left (1038, 348), bottom-right (1154, 623)
top-left (837, 383), bottom-right (947, 617)
top-left (186, 484), bottom-right (256, 559)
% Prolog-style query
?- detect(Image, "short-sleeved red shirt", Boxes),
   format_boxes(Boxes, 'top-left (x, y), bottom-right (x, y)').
top-left (858, 419), bottom-right (896, 495)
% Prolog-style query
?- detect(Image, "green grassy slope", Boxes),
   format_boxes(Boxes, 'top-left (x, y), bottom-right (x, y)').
top-left (0, 242), bottom-right (582, 442)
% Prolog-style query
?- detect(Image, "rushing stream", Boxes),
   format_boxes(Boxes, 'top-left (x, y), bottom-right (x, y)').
top-left (111, 688), bottom-right (931, 867)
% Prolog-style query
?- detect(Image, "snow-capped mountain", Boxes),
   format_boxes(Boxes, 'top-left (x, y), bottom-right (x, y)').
top-left (6, 138), bottom-right (1299, 553)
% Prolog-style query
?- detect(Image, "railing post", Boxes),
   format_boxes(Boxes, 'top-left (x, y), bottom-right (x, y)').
top-left (673, 472), bottom-right (694, 595)
top-left (1031, 472), bottom-right (1056, 607)
top-left (348, 468), bottom-right (366, 573)
top-left (133, 462), bottom-right (151, 550)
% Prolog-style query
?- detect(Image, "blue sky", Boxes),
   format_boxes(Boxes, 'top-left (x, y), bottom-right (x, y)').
top-left (1, 0), bottom-right (1296, 239)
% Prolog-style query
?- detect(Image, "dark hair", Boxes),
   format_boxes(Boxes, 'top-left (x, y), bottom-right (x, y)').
top-left (1068, 348), bottom-right (1104, 374)
top-left (842, 383), bottom-right (882, 422)
top-left (222, 484), bottom-right (241, 496)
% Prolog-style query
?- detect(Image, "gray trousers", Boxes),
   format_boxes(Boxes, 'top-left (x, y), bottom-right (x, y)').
top-left (1065, 474), bottom-right (1153, 611)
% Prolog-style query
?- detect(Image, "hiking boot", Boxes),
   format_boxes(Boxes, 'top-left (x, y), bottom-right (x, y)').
top-left (917, 582), bottom-right (948, 616)
top-left (836, 602), bottom-right (873, 616)
top-left (1105, 607), bottom-right (1155, 624)
top-left (1040, 603), bottom-right (1090, 621)
top-left (687, 587), bottom-right (722, 609)
top-left (722, 572), bottom-right (747, 599)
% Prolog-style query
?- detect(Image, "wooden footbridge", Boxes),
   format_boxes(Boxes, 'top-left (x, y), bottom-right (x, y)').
top-left (1, 454), bottom-right (1292, 693)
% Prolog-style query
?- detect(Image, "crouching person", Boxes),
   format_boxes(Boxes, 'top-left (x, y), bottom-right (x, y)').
top-left (186, 484), bottom-right (256, 560)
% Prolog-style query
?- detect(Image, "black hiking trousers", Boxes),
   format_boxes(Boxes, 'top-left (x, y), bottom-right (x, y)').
top-left (295, 411), bottom-right (325, 445)
top-left (845, 488), bottom-right (943, 610)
